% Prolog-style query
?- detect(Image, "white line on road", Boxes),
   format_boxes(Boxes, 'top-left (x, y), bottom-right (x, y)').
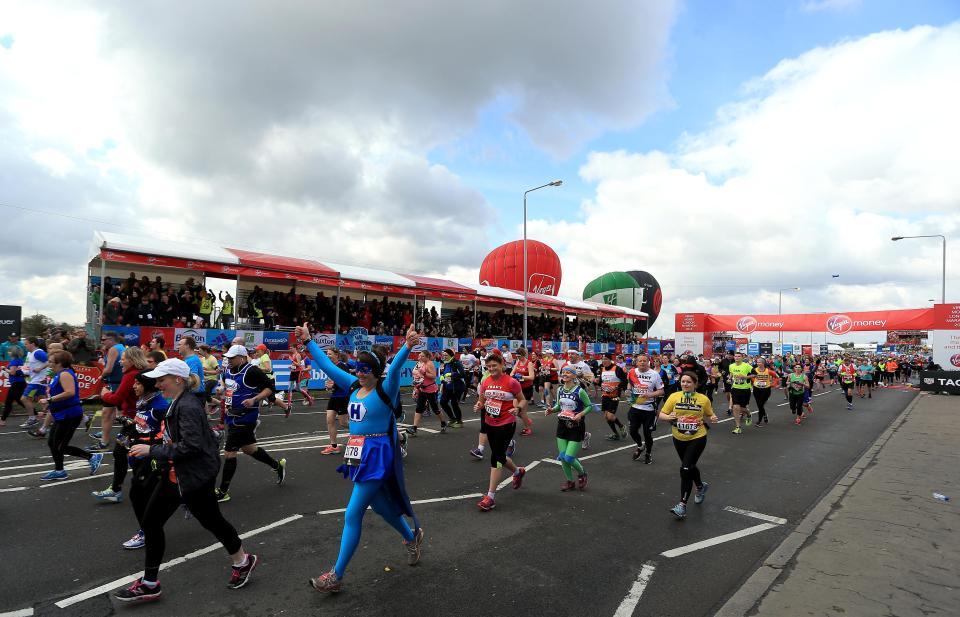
top-left (724, 506), bottom-right (788, 525)
top-left (0, 461), bottom-right (93, 480)
top-left (497, 460), bottom-right (540, 490)
top-left (0, 608), bottom-right (34, 617)
top-left (613, 562), bottom-right (656, 617)
top-left (38, 472), bottom-right (111, 489)
top-left (660, 523), bottom-right (778, 558)
top-left (0, 486), bottom-right (28, 493)
top-left (55, 514), bottom-right (304, 609)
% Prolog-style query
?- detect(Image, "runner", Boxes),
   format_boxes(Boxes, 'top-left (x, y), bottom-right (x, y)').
top-left (838, 357), bottom-right (857, 410)
top-left (407, 350), bottom-right (446, 436)
top-left (626, 354), bottom-right (665, 464)
top-left (658, 373), bottom-right (717, 520)
top-left (253, 344), bottom-right (290, 417)
top-left (540, 349), bottom-right (559, 411)
top-left (704, 359), bottom-right (721, 403)
top-left (438, 348), bottom-right (465, 428)
top-left (1, 346), bottom-right (26, 427)
top-left (215, 345), bottom-right (287, 503)
top-left (321, 350), bottom-right (353, 455)
top-left (510, 347), bottom-right (536, 436)
top-left (659, 355), bottom-right (680, 402)
top-left (19, 337), bottom-right (49, 432)
top-left (297, 323), bottom-right (423, 593)
top-left (37, 350), bottom-right (104, 481)
top-left (786, 363), bottom-right (809, 425)
top-left (288, 345), bottom-right (316, 406)
top-left (750, 357), bottom-right (775, 426)
top-left (458, 347), bottom-right (478, 400)
top-left (546, 366), bottom-right (594, 491)
top-left (117, 372), bottom-right (170, 550)
top-left (118, 359), bottom-right (256, 602)
top-left (857, 357), bottom-right (874, 398)
top-left (728, 352), bottom-right (754, 434)
top-left (598, 353), bottom-right (629, 441)
top-left (473, 352), bottom-right (527, 511)
top-left (198, 345), bottom-right (222, 412)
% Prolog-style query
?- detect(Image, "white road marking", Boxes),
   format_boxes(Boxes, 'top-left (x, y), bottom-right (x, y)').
top-left (0, 608), bottom-right (35, 617)
top-left (0, 486), bottom-right (28, 493)
top-left (724, 506), bottom-right (788, 525)
top-left (38, 473), bottom-right (110, 489)
top-left (0, 461), bottom-right (92, 480)
top-left (660, 523), bottom-right (778, 558)
top-left (54, 514), bottom-right (304, 609)
top-left (613, 562), bottom-right (656, 617)
top-left (497, 459), bottom-right (540, 490)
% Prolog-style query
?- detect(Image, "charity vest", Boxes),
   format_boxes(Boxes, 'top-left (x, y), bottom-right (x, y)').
top-left (600, 366), bottom-right (622, 397)
top-left (49, 369), bottom-right (84, 421)
top-left (107, 343), bottom-right (126, 384)
top-left (663, 391), bottom-right (711, 441)
top-left (224, 362), bottom-right (260, 425)
top-left (557, 385), bottom-right (586, 424)
top-left (752, 368), bottom-right (773, 389)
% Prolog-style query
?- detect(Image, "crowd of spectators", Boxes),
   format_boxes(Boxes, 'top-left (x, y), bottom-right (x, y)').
top-left (92, 275), bottom-right (638, 342)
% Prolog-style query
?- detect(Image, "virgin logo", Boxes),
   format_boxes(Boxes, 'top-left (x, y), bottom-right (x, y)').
top-left (950, 354), bottom-right (960, 368)
top-left (826, 314), bottom-right (853, 335)
top-left (528, 274), bottom-right (557, 296)
top-left (736, 316), bottom-right (758, 334)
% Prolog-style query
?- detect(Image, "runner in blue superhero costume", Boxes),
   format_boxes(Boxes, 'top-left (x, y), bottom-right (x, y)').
top-left (297, 323), bottom-right (422, 593)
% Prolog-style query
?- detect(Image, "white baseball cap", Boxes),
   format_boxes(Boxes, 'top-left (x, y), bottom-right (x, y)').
top-left (143, 358), bottom-right (191, 379)
top-left (224, 344), bottom-right (249, 358)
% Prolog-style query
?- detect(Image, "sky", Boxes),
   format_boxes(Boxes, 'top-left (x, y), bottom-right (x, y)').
top-left (1, 0), bottom-right (958, 341)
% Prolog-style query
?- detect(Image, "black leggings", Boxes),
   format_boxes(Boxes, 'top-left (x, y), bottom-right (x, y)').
top-left (2, 381), bottom-right (26, 420)
top-left (628, 408), bottom-right (657, 454)
top-left (674, 437), bottom-right (706, 503)
top-left (111, 442), bottom-right (130, 492)
top-left (789, 392), bottom-right (804, 415)
top-left (47, 415), bottom-right (92, 470)
top-left (704, 383), bottom-right (716, 403)
top-left (141, 477), bottom-right (242, 582)
top-left (841, 381), bottom-right (854, 403)
top-left (415, 391), bottom-right (440, 416)
top-left (439, 387), bottom-right (463, 422)
top-left (128, 457), bottom-right (160, 527)
top-left (753, 388), bottom-right (771, 423)
top-left (484, 421), bottom-right (516, 469)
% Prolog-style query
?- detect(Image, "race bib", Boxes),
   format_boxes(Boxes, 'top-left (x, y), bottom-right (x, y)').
top-left (732, 374), bottom-right (747, 385)
top-left (343, 435), bottom-right (365, 463)
top-left (224, 379), bottom-right (237, 407)
top-left (559, 409), bottom-right (577, 420)
top-left (676, 416), bottom-right (700, 434)
top-left (484, 401), bottom-right (502, 417)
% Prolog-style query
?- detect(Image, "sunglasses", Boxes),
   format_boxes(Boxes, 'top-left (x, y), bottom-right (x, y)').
top-left (355, 363), bottom-right (375, 375)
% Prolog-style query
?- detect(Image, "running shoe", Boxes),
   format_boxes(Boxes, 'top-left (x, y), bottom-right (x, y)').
top-left (123, 530), bottom-right (145, 550)
top-left (577, 472), bottom-right (588, 491)
top-left (763, 418), bottom-right (769, 425)
top-left (405, 426), bottom-right (418, 437)
top-left (405, 527), bottom-right (424, 566)
top-left (215, 488), bottom-right (231, 503)
top-left (40, 469), bottom-right (68, 481)
top-left (19, 416), bottom-right (39, 428)
top-left (114, 579), bottom-right (162, 602)
top-left (582, 432), bottom-right (592, 451)
top-left (89, 430), bottom-right (103, 439)
top-left (560, 480), bottom-right (576, 492)
top-left (284, 405), bottom-right (291, 419)
top-left (469, 447), bottom-right (483, 460)
top-left (606, 434), bottom-right (621, 441)
top-left (632, 447), bottom-right (642, 461)
top-left (644, 452), bottom-right (653, 465)
top-left (227, 553), bottom-right (258, 589)
top-left (302, 399), bottom-right (312, 407)
top-left (89, 453), bottom-right (104, 475)
top-left (731, 426), bottom-right (742, 435)
top-left (92, 486), bottom-right (122, 503)
top-left (321, 444), bottom-right (341, 455)
top-left (725, 409), bottom-right (732, 417)
top-left (309, 570), bottom-right (344, 593)
top-left (276, 458), bottom-right (287, 485)
top-left (618, 425), bottom-right (628, 439)
top-left (440, 422), bottom-right (447, 434)
top-left (669, 502), bottom-right (687, 520)
top-left (85, 441), bottom-right (108, 452)
top-left (512, 467), bottom-right (526, 489)
top-left (694, 482), bottom-right (709, 505)
top-left (744, 415), bottom-right (752, 427)
top-left (449, 421), bottom-right (463, 428)
top-left (520, 427), bottom-right (532, 437)
top-left (28, 428), bottom-right (46, 438)
top-left (868, 392), bottom-right (872, 398)
top-left (505, 439), bottom-right (517, 458)
top-left (477, 495), bottom-right (496, 511)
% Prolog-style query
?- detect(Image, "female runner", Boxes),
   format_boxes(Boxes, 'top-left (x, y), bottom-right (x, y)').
top-left (546, 366), bottom-right (594, 491)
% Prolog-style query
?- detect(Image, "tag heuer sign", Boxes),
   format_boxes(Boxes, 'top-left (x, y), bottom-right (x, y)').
top-left (918, 371), bottom-right (960, 395)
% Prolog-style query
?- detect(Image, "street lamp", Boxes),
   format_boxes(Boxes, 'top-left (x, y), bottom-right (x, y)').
top-left (523, 180), bottom-right (563, 347)
top-left (778, 287), bottom-right (800, 343)
top-left (891, 235), bottom-right (946, 304)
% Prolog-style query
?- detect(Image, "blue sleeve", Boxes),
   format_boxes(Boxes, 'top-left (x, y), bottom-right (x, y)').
top-left (382, 344), bottom-right (412, 398)
top-left (34, 350), bottom-right (48, 362)
top-left (306, 341), bottom-right (355, 390)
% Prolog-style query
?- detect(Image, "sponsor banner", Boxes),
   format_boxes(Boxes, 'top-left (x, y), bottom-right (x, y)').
top-left (349, 328), bottom-right (373, 354)
top-left (933, 303), bottom-right (960, 330)
top-left (676, 332), bottom-right (703, 357)
top-left (801, 344), bottom-right (813, 357)
top-left (410, 336), bottom-right (428, 353)
top-left (478, 338), bottom-right (498, 352)
top-left (0, 305), bottom-right (22, 339)
top-left (237, 330), bottom-right (263, 348)
top-left (206, 329), bottom-right (237, 349)
top-left (819, 344), bottom-right (829, 355)
top-left (772, 342), bottom-right (782, 356)
top-left (647, 340), bottom-right (661, 354)
top-left (426, 337), bottom-right (444, 354)
top-left (781, 343), bottom-right (794, 355)
top-left (932, 330), bottom-right (960, 369)
top-left (174, 327), bottom-right (207, 346)
top-left (661, 340), bottom-right (675, 355)
top-left (675, 313), bottom-right (706, 333)
top-left (310, 333), bottom-right (338, 349)
top-left (140, 327), bottom-right (175, 348)
top-left (531, 340), bottom-right (542, 354)
top-left (458, 338), bottom-right (474, 351)
top-left (918, 370), bottom-right (960, 395)
top-left (103, 326), bottom-right (141, 347)
top-left (443, 338), bottom-right (459, 354)
top-left (509, 339), bottom-right (523, 352)
top-left (263, 330), bottom-right (293, 351)
top-left (2, 363), bottom-right (106, 403)
top-left (707, 308), bottom-right (933, 334)
top-left (747, 342), bottom-right (760, 356)
top-left (375, 335), bottom-right (396, 352)
top-left (759, 343), bottom-right (773, 356)
top-left (551, 341), bottom-right (562, 353)
top-left (336, 334), bottom-right (353, 351)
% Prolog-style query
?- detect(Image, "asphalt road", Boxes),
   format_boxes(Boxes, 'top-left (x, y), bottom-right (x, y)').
top-left (0, 382), bottom-right (917, 617)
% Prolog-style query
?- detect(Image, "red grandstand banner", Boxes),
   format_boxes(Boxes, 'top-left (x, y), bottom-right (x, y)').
top-left (704, 308), bottom-right (933, 334)
top-left (675, 313), bottom-right (707, 333)
top-left (1, 363), bottom-right (102, 403)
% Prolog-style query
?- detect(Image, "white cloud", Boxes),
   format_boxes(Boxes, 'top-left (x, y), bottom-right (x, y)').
top-left (801, 0), bottom-right (862, 13)
top-left (530, 23), bottom-right (960, 340)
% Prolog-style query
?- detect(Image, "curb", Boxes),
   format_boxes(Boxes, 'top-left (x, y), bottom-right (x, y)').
top-left (713, 391), bottom-right (924, 617)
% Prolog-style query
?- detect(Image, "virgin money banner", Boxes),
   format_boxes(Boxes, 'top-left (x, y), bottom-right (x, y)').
top-left (676, 332), bottom-right (703, 357)
top-left (675, 313), bottom-right (707, 333)
top-left (931, 303), bottom-right (960, 370)
top-left (706, 308), bottom-right (933, 334)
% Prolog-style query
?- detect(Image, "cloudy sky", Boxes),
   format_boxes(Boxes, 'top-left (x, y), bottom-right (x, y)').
top-left (1, 0), bottom-right (958, 337)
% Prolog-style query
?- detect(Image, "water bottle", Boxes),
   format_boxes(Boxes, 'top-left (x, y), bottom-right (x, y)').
top-left (933, 493), bottom-right (950, 502)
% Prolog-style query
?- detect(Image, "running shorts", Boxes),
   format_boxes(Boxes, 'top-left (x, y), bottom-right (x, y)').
top-left (731, 389), bottom-right (751, 407)
top-left (224, 424), bottom-right (257, 452)
top-left (327, 396), bottom-right (348, 415)
top-left (601, 397), bottom-right (620, 413)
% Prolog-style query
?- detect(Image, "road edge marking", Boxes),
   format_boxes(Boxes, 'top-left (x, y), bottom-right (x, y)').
top-left (613, 561), bottom-right (657, 617)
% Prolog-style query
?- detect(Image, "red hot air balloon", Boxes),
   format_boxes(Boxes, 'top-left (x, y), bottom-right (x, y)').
top-left (479, 240), bottom-right (562, 296)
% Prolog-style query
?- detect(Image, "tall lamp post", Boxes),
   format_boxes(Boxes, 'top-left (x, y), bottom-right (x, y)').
top-left (778, 287), bottom-right (800, 343)
top-left (891, 235), bottom-right (946, 304)
top-left (523, 180), bottom-right (563, 348)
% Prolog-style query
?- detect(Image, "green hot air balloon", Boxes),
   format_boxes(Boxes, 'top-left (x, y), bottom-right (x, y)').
top-left (583, 271), bottom-right (662, 330)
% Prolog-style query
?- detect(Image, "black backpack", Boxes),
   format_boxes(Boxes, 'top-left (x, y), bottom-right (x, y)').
top-left (349, 379), bottom-right (404, 420)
